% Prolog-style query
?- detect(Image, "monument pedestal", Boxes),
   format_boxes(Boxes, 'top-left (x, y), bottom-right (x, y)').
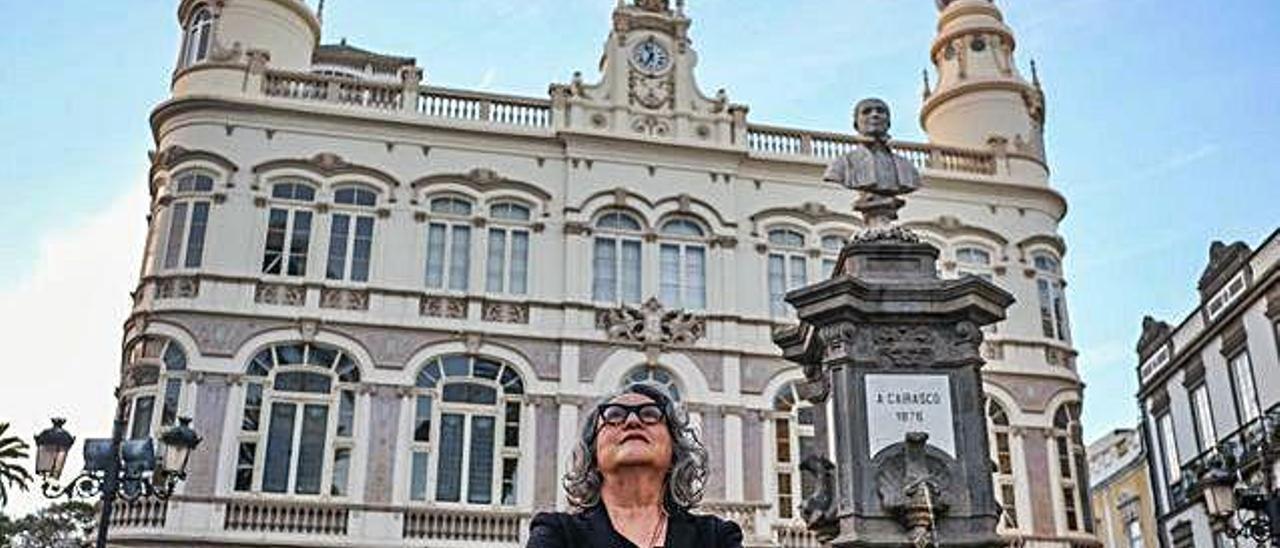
top-left (775, 232), bottom-right (1013, 548)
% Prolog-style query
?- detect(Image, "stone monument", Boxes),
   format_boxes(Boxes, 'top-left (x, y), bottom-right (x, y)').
top-left (775, 99), bottom-right (1012, 547)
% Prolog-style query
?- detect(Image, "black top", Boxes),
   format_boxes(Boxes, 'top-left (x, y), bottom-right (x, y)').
top-left (527, 505), bottom-right (743, 548)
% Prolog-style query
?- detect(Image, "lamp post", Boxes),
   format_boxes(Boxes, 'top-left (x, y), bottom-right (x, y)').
top-left (32, 394), bottom-right (201, 548)
top-left (1203, 463), bottom-right (1280, 546)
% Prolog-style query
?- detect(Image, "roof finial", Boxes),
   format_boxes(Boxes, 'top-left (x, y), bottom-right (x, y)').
top-left (1030, 58), bottom-right (1042, 89)
top-left (922, 68), bottom-right (932, 99)
top-left (676, 0), bottom-right (685, 16)
top-left (317, 0), bottom-right (326, 23)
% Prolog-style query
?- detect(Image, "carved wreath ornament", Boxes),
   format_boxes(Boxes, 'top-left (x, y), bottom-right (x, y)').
top-left (597, 297), bottom-right (705, 346)
top-left (818, 321), bottom-right (983, 368)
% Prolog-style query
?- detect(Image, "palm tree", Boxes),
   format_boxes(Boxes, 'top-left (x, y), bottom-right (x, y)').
top-left (0, 422), bottom-right (34, 508)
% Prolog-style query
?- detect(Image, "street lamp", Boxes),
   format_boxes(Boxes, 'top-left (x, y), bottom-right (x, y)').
top-left (33, 412), bottom-right (201, 548)
top-left (1202, 459), bottom-right (1280, 545)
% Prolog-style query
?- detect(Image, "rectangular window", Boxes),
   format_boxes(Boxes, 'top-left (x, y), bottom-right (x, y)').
top-left (1157, 413), bottom-right (1181, 484)
top-left (660, 244), bottom-right (707, 309)
top-left (160, 378), bottom-right (182, 427)
top-left (1127, 519), bottom-right (1142, 548)
top-left (501, 458), bottom-right (518, 505)
top-left (593, 238), bottom-right (641, 303)
top-left (1232, 352), bottom-right (1260, 423)
top-left (436, 413), bottom-right (465, 502)
top-left (162, 201), bottom-right (212, 270)
top-left (1000, 483), bottom-right (1018, 528)
top-left (467, 416), bottom-right (496, 504)
top-left (775, 419), bottom-right (791, 463)
top-left (330, 447), bottom-right (351, 497)
top-left (415, 397), bottom-right (432, 442)
top-left (234, 442), bottom-right (256, 492)
top-left (768, 255), bottom-right (787, 317)
top-left (1038, 279), bottom-right (1056, 338)
top-left (263, 402), bottom-right (297, 493)
top-left (1056, 436), bottom-right (1072, 479)
top-left (262, 208), bottom-right (311, 277)
top-left (163, 203), bottom-right (188, 269)
top-left (1191, 385), bottom-right (1216, 452)
top-left (777, 472), bottom-right (793, 519)
top-left (504, 401), bottom-right (521, 448)
top-left (486, 228), bottom-right (530, 295)
top-left (1062, 486), bottom-right (1079, 530)
top-left (184, 203), bottom-right (209, 268)
top-left (337, 390), bottom-right (355, 438)
top-left (326, 214), bottom-right (350, 280)
top-left (130, 396), bottom-right (155, 440)
top-left (425, 223), bottom-right (470, 290)
top-left (242, 383), bottom-right (263, 432)
top-left (294, 404), bottom-right (329, 495)
top-left (410, 451), bottom-right (430, 501)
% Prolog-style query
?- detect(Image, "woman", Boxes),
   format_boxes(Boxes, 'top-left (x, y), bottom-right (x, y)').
top-left (528, 382), bottom-right (743, 548)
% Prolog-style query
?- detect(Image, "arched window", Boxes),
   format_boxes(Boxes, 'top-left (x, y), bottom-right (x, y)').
top-left (408, 355), bottom-right (525, 505)
top-left (1053, 403), bottom-right (1086, 532)
top-left (955, 246), bottom-right (994, 281)
top-left (593, 211), bottom-right (644, 304)
top-left (161, 171), bottom-right (215, 270)
top-left (772, 382), bottom-right (817, 520)
top-left (326, 186), bottom-right (378, 282)
top-left (122, 337), bottom-right (189, 440)
top-left (766, 228), bottom-right (808, 318)
top-left (659, 219), bottom-right (707, 309)
top-left (486, 202), bottom-right (532, 295)
top-left (1032, 252), bottom-right (1070, 342)
top-left (233, 342), bottom-right (361, 496)
top-left (820, 234), bottom-right (848, 278)
top-left (425, 196), bottom-right (475, 291)
top-left (262, 181), bottom-right (317, 277)
top-left (986, 398), bottom-right (1019, 531)
top-left (622, 366), bottom-right (680, 402)
top-left (179, 6), bottom-right (215, 68)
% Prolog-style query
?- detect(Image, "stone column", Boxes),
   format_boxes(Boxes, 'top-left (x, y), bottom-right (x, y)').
top-left (530, 395), bottom-right (561, 511)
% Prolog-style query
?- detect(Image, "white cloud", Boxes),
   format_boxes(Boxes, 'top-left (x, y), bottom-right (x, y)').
top-left (0, 183), bottom-right (148, 517)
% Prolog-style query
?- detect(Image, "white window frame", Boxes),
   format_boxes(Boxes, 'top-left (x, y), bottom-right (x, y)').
top-left (767, 228), bottom-right (809, 319)
top-left (407, 355), bottom-right (525, 507)
top-left (326, 186), bottom-right (378, 283)
top-left (1230, 351), bottom-right (1260, 424)
top-left (1052, 404), bottom-right (1085, 533)
top-left (180, 5), bottom-right (215, 68)
top-left (771, 383), bottom-right (817, 521)
top-left (1190, 384), bottom-right (1217, 453)
top-left (658, 219), bottom-right (708, 310)
top-left (424, 196), bottom-right (475, 292)
top-left (1157, 412), bottom-right (1181, 484)
top-left (121, 337), bottom-right (189, 441)
top-left (592, 211), bottom-right (645, 304)
top-left (986, 398), bottom-right (1020, 532)
top-left (261, 181), bottom-right (318, 278)
top-left (1033, 252), bottom-right (1071, 342)
top-left (232, 343), bottom-right (360, 498)
top-left (485, 202), bottom-right (533, 296)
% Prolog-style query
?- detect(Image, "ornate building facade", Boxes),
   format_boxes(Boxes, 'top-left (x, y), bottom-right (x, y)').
top-left (1136, 232), bottom-right (1280, 547)
top-left (112, 0), bottom-right (1090, 546)
top-left (1088, 428), bottom-right (1156, 547)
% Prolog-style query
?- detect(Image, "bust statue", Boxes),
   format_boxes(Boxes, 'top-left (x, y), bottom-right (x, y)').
top-left (823, 98), bottom-right (922, 227)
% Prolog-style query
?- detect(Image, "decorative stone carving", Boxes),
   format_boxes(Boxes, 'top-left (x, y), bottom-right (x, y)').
top-left (297, 318), bottom-right (321, 342)
top-left (1136, 315), bottom-right (1171, 357)
top-left (631, 115), bottom-right (672, 137)
top-left (254, 282), bottom-right (306, 306)
top-left (801, 455), bottom-right (839, 542)
top-left (320, 287), bottom-right (370, 311)
top-left (875, 433), bottom-right (954, 546)
top-left (420, 295), bottom-right (468, 319)
top-left (596, 297), bottom-right (705, 346)
top-left (482, 300), bottom-right (530, 324)
top-left (629, 70), bottom-right (674, 109)
top-left (154, 276), bottom-right (200, 300)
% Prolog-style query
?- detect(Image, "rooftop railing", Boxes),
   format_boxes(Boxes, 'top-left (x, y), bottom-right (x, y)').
top-left (255, 68), bottom-right (997, 176)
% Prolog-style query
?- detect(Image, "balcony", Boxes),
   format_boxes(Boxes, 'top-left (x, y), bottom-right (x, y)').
top-left (1174, 403), bottom-right (1280, 510)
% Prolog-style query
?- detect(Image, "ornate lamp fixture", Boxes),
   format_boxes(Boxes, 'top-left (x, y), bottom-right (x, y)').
top-left (1202, 459), bottom-right (1280, 545)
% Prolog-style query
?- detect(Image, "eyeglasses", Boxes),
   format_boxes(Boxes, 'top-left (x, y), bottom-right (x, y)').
top-left (597, 403), bottom-right (665, 426)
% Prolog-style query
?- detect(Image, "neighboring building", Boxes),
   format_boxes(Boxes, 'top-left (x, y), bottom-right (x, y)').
top-left (1088, 429), bottom-right (1156, 547)
top-left (111, 0), bottom-right (1091, 546)
top-left (1136, 231), bottom-right (1280, 547)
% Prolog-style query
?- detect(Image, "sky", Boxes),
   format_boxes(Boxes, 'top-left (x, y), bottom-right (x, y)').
top-left (0, 0), bottom-right (1277, 516)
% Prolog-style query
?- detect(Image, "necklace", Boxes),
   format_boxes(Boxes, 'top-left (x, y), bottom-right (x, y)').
top-left (644, 508), bottom-right (667, 548)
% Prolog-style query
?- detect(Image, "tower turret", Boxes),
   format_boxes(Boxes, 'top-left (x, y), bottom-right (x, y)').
top-left (922, 0), bottom-right (1048, 183)
top-left (172, 0), bottom-right (320, 95)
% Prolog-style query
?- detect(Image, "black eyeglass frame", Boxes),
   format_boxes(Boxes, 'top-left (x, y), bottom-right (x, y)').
top-left (596, 403), bottom-right (666, 427)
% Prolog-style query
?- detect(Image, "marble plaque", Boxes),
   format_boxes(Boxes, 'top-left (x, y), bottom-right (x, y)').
top-left (864, 374), bottom-right (955, 457)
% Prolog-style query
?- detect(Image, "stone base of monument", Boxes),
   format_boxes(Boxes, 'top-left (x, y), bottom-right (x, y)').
top-left (776, 232), bottom-right (1013, 548)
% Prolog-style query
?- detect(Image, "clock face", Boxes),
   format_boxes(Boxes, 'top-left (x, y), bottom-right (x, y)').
top-left (631, 39), bottom-right (671, 74)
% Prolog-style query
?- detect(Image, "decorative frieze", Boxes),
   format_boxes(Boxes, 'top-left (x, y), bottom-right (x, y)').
top-left (320, 287), bottom-right (369, 311)
top-left (420, 295), bottom-right (468, 319)
top-left (154, 276), bottom-right (200, 300)
top-left (481, 300), bottom-right (530, 324)
top-left (254, 282), bottom-right (306, 306)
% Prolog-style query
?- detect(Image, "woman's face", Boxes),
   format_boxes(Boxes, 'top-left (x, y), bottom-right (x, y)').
top-left (594, 392), bottom-right (674, 475)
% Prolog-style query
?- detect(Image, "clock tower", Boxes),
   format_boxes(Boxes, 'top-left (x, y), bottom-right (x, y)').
top-left (550, 0), bottom-right (747, 146)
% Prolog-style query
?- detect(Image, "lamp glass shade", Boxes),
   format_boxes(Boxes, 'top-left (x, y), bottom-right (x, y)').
top-left (159, 441), bottom-right (192, 476)
top-left (157, 417), bottom-right (201, 476)
top-left (1203, 481), bottom-right (1236, 517)
top-left (34, 443), bottom-right (69, 479)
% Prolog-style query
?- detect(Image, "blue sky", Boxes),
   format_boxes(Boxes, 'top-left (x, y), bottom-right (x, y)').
top-left (0, 0), bottom-right (1277, 513)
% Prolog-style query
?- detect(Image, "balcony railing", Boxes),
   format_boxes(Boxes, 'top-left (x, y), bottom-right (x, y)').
top-left (1174, 403), bottom-right (1280, 509)
top-left (773, 521), bottom-right (823, 548)
top-left (746, 124), bottom-right (997, 176)
top-left (401, 506), bottom-right (527, 543)
top-left (223, 499), bottom-right (349, 536)
top-left (108, 499), bottom-right (167, 530)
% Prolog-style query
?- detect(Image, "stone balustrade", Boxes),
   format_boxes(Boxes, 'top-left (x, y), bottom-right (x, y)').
top-left (249, 67), bottom-right (1001, 178)
top-left (773, 521), bottom-right (822, 548)
top-left (401, 506), bottom-right (527, 544)
top-left (223, 499), bottom-right (349, 536)
top-left (108, 499), bottom-right (168, 530)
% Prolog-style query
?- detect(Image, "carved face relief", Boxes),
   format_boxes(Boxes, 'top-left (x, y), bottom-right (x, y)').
top-left (854, 98), bottom-right (891, 138)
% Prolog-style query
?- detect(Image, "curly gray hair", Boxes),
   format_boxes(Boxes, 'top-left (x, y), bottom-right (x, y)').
top-left (562, 381), bottom-right (708, 512)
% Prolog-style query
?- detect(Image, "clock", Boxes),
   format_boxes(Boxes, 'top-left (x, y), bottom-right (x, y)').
top-left (630, 38), bottom-right (671, 74)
